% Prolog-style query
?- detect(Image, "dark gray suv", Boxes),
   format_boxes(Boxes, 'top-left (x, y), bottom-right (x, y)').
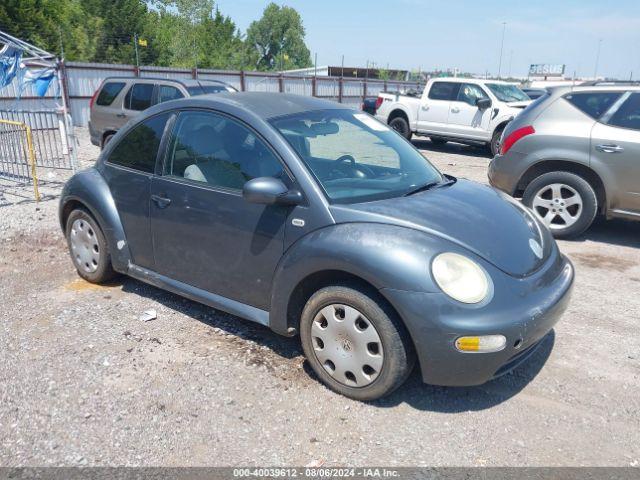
top-left (489, 85), bottom-right (640, 238)
top-left (88, 77), bottom-right (237, 149)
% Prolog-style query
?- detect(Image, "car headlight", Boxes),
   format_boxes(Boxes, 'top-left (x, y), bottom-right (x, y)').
top-left (432, 252), bottom-right (491, 304)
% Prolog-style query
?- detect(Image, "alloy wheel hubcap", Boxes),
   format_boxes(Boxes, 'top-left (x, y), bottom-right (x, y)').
top-left (70, 219), bottom-right (100, 273)
top-left (310, 304), bottom-right (383, 387)
top-left (531, 183), bottom-right (583, 230)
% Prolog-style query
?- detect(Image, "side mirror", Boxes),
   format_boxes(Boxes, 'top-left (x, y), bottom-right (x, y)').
top-left (242, 177), bottom-right (302, 206)
top-left (476, 98), bottom-right (492, 110)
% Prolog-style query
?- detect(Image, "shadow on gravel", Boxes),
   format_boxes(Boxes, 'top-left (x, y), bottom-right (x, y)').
top-left (411, 138), bottom-right (491, 159)
top-left (568, 218), bottom-right (640, 249)
top-left (120, 278), bottom-right (303, 360)
top-left (120, 274), bottom-right (555, 412)
top-left (371, 330), bottom-right (555, 412)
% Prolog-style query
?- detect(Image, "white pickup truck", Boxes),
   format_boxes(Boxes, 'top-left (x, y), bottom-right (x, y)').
top-left (375, 77), bottom-right (531, 155)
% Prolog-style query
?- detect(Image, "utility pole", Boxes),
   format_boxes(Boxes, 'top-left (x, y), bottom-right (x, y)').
top-left (341, 54), bottom-right (344, 77)
top-left (58, 26), bottom-right (64, 58)
top-left (508, 50), bottom-right (513, 78)
top-left (133, 33), bottom-right (140, 68)
top-left (497, 22), bottom-right (506, 78)
top-left (593, 38), bottom-right (603, 79)
top-left (314, 53), bottom-right (317, 77)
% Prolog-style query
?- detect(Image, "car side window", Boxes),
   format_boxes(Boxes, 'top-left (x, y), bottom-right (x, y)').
top-left (456, 83), bottom-right (489, 106)
top-left (164, 111), bottom-right (284, 190)
top-left (107, 113), bottom-right (171, 173)
top-left (428, 82), bottom-right (460, 101)
top-left (157, 85), bottom-right (184, 103)
top-left (96, 82), bottom-right (125, 106)
top-left (607, 93), bottom-right (640, 131)
top-left (564, 92), bottom-right (621, 119)
top-left (124, 83), bottom-right (154, 111)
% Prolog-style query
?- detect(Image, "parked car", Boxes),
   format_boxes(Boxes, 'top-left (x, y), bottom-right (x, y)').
top-left (60, 93), bottom-right (573, 401)
top-left (489, 86), bottom-right (640, 238)
top-left (375, 77), bottom-right (531, 155)
top-left (88, 77), bottom-right (237, 149)
top-left (522, 87), bottom-right (548, 100)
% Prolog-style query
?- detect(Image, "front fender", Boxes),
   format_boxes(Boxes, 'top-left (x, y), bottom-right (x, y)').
top-left (269, 223), bottom-right (446, 336)
top-left (59, 167), bottom-right (131, 272)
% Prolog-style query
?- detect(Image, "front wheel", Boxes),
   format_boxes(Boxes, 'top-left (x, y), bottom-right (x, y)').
top-left (522, 171), bottom-right (598, 238)
top-left (300, 285), bottom-right (415, 401)
top-left (490, 128), bottom-right (503, 156)
top-left (389, 116), bottom-right (412, 140)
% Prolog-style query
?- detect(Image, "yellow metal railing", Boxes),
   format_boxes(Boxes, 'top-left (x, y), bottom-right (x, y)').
top-left (0, 119), bottom-right (40, 202)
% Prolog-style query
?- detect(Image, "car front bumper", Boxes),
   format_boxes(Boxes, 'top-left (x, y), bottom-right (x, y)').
top-left (381, 253), bottom-right (574, 386)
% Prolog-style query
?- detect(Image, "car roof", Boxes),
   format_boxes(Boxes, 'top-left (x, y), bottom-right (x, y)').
top-left (102, 76), bottom-right (231, 87)
top-left (155, 92), bottom-right (352, 120)
top-left (547, 85), bottom-right (640, 95)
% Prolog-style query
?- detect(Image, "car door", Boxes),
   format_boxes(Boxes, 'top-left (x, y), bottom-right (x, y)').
top-left (591, 92), bottom-right (640, 213)
top-left (120, 82), bottom-right (156, 127)
top-left (90, 80), bottom-right (128, 137)
top-left (446, 83), bottom-right (493, 140)
top-left (416, 81), bottom-right (460, 134)
top-left (150, 109), bottom-right (291, 310)
top-left (100, 112), bottom-right (173, 270)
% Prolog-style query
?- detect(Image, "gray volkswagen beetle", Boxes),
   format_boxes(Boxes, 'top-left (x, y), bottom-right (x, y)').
top-left (59, 93), bottom-right (574, 401)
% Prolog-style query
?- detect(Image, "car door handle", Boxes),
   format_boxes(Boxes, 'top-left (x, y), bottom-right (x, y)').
top-left (151, 194), bottom-right (171, 208)
top-left (595, 144), bottom-right (624, 153)
top-left (421, 104), bottom-right (429, 111)
top-left (116, 113), bottom-right (127, 118)
top-left (450, 107), bottom-right (460, 113)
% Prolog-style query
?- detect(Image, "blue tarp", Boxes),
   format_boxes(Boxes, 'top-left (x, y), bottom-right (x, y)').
top-left (0, 46), bottom-right (22, 89)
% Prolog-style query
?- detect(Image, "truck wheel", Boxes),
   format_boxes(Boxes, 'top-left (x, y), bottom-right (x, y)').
top-left (65, 208), bottom-right (117, 283)
top-left (389, 117), bottom-right (412, 140)
top-left (522, 171), bottom-right (598, 239)
top-left (429, 137), bottom-right (447, 146)
top-left (490, 127), bottom-right (503, 156)
top-left (300, 285), bottom-right (415, 401)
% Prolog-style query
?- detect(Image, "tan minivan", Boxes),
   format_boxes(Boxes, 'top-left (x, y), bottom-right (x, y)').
top-left (88, 77), bottom-right (237, 148)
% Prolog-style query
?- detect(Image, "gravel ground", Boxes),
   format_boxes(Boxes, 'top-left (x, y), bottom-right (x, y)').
top-left (0, 130), bottom-right (639, 467)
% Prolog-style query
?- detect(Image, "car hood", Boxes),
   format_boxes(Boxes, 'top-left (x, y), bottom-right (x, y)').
top-left (329, 179), bottom-right (553, 277)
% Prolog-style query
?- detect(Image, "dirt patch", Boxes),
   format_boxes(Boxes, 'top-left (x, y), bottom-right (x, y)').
top-left (570, 252), bottom-right (635, 272)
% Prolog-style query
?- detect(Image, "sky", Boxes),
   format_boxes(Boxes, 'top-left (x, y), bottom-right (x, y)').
top-left (215, 0), bottom-right (640, 79)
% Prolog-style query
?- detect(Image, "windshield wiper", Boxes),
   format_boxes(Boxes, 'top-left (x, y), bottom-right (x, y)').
top-left (404, 177), bottom-right (455, 196)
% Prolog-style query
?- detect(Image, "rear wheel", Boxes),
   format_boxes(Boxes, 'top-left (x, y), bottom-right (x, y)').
top-left (102, 133), bottom-right (114, 150)
top-left (65, 209), bottom-right (117, 283)
top-left (523, 171), bottom-right (598, 238)
top-left (300, 285), bottom-right (415, 401)
top-left (389, 116), bottom-right (412, 140)
top-left (490, 127), bottom-right (504, 156)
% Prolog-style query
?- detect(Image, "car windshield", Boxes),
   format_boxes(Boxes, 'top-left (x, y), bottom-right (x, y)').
top-left (486, 83), bottom-right (529, 102)
top-left (271, 109), bottom-right (443, 204)
top-left (186, 84), bottom-right (236, 95)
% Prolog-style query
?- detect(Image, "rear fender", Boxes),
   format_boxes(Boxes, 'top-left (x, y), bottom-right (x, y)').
top-left (59, 167), bottom-right (131, 272)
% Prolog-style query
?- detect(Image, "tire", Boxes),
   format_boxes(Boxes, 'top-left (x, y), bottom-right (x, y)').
top-left (429, 137), bottom-right (448, 146)
top-left (102, 133), bottom-right (114, 150)
top-left (65, 208), bottom-right (117, 283)
top-left (300, 285), bottom-right (415, 401)
top-left (389, 116), bottom-right (412, 141)
top-left (490, 127), bottom-right (503, 156)
top-left (522, 171), bottom-right (598, 239)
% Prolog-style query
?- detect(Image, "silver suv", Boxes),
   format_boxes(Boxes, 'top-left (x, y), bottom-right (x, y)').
top-left (489, 84), bottom-right (640, 237)
top-left (89, 77), bottom-right (237, 149)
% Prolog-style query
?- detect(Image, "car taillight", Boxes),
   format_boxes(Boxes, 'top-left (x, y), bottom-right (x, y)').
top-left (89, 88), bottom-right (100, 109)
top-left (500, 125), bottom-right (535, 155)
top-left (375, 97), bottom-right (384, 111)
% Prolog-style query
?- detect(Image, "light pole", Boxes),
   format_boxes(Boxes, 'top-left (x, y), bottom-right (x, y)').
top-left (593, 38), bottom-right (603, 79)
top-left (497, 22), bottom-right (506, 78)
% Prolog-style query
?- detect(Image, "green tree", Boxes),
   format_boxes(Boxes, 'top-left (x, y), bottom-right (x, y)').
top-left (245, 3), bottom-right (311, 71)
